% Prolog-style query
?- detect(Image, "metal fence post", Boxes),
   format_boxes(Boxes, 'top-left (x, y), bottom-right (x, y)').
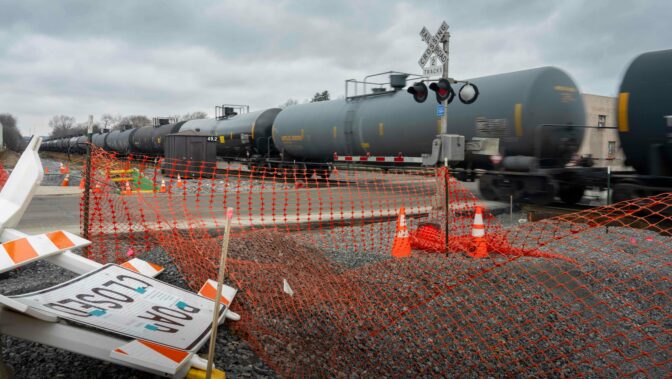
top-left (82, 115), bottom-right (93, 246)
top-left (444, 158), bottom-right (450, 252)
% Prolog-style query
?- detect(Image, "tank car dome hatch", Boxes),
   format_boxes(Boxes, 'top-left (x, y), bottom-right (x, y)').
top-left (618, 49), bottom-right (672, 176)
top-left (273, 66), bottom-right (585, 168)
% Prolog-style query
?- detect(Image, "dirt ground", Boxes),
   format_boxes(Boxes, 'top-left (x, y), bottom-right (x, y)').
top-left (0, 149), bottom-right (20, 167)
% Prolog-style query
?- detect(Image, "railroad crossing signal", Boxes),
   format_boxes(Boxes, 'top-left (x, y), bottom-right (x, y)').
top-left (418, 21), bottom-right (449, 76)
top-left (407, 82), bottom-right (428, 103)
top-left (429, 78), bottom-right (455, 104)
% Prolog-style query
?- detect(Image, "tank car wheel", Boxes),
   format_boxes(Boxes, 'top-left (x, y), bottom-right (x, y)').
top-left (558, 185), bottom-right (585, 205)
top-left (525, 182), bottom-right (556, 205)
top-left (612, 183), bottom-right (645, 203)
top-left (478, 175), bottom-right (499, 201)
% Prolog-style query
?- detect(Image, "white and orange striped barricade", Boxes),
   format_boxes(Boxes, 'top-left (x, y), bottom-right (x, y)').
top-left (0, 230), bottom-right (89, 274)
top-left (0, 137), bottom-right (239, 378)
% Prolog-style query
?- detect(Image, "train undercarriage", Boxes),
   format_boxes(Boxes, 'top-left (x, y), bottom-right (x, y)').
top-left (477, 166), bottom-right (672, 205)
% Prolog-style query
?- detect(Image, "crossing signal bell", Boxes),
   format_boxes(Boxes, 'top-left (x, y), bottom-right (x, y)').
top-left (407, 82), bottom-right (428, 103)
top-left (429, 78), bottom-right (455, 104)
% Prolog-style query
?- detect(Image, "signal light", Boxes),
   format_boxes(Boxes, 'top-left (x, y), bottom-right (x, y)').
top-left (429, 78), bottom-right (455, 104)
top-left (407, 82), bottom-right (428, 103)
top-left (458, 82), bottom-right (479, 104)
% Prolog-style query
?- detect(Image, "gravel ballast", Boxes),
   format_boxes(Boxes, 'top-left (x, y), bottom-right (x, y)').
top-left (1, 206), bottom-right (670, 377)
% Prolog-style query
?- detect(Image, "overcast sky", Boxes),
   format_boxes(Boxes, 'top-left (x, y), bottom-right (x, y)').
top-left (0, 0), bottom-right (670, 136)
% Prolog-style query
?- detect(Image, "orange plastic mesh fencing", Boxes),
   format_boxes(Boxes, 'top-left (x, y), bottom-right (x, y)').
top-left (82, 146), bottom-right (671, 377)
top-left (0, 163), bottom-right (8, 189)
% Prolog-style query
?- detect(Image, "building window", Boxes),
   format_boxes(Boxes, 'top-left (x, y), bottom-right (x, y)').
top-left (598, 114), bottom-right (606, 128)
top-left (607, 141), bottom-right (616, 158)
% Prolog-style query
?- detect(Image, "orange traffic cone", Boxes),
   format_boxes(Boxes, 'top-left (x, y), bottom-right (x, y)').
top-left (93, 183), bottom-right (102, 194)
top-left (176, 174), bottom-right (183, 188)
top-left (44, 166), bottom-right (49, 174)
top-left (64, 164), bottom-right (70, 174)
top-left (59, 163), bottom-right (66, 174)
top-left (61, 174), bottom-right (70, 187)
top-left (159, 179), bottom-right (167, 193)
top-left (467, 206), bottom-right (488, 258)
top-left (79, 178), bottom-right (85, 189)
top-left (391, 207), bottom-right (412, 258)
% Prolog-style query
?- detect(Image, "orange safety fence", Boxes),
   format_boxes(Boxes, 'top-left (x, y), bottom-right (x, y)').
top-left (80, 146), bottom-right (670, 377)
top-left (0, 163), bottom-right (8, 189)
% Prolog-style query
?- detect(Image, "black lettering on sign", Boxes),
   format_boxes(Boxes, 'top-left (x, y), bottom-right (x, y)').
top-left (76, 293), bottom-right (122, 309)
top-left (61, 299), bottom-right (107, 313)
top-left (44, 298), bottom-right (106, 317)
top-left (91, 288), bottom-right (134, 303)
top-left (116, 275), bottom-right (153, 290)
top-left (149, 324), bottom-right (179, 333)
top-left (137, 311), bottom-right (185, 328)
top-left (102, 280), bottom-right (141, 293)
top-left (178, 303), bottom-right (201, 314)
top-left (152, 306), bottom-right (193, 321)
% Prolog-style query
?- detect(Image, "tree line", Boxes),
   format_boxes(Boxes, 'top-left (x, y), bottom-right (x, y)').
top-left (278, 90), bottom-right (331, 109)
top-left (0, 113), bottom-right (25, 152)
top-left (1, 87), bottom-right (333, 152)
top-left (47, 111), bottom-right (208, 138)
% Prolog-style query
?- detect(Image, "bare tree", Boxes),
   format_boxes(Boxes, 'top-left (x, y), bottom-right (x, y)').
top-left (100, 114), bottom-right (121, 130)
top-left (115, 115), bottom-right (151, 130)
top-left (279, 99), bottom-right (299, 108)
top-left (48, 115), bottom-right (76, 137)
top-left (179, 111), bottom-right (208, 121)
top-left (70, 120), bottom-right (101, 136)
top-left (0, 113), bottom-right (24, 151)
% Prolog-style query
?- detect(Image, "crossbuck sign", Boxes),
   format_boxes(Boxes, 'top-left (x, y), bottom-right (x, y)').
top-left (418, 21), bottom-right (449, 77)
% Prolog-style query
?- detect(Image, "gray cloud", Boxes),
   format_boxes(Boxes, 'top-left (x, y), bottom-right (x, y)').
top-left (0, 0), bottom-right (669, 136)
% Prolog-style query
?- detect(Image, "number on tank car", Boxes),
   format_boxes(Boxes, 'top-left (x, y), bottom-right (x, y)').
top-left (206, 136), bottom-right (218, 142)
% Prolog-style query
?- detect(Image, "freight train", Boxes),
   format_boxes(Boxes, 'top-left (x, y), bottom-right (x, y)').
top-left (476, 49), bottom-right (672, 204)
top-left (41, 49), bottom-right (672, 204)
top-left (41, 66), bottom-right (585, 175)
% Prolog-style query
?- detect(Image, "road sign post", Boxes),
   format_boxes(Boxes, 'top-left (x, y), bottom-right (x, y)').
top-left (83, 115), bottom-right (93, 245)
top-left (418, 21), bottom-right (450, 134)
top-left (419, 21), bottom-right (451, 250)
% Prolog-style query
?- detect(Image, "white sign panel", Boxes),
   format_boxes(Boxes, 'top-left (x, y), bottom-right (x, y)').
top-left (418, 21), bottom-right (449, 75)
top-left (11, 264), bottom-right (229, 351)
top-left (424, 64), bottom-right (443, 76)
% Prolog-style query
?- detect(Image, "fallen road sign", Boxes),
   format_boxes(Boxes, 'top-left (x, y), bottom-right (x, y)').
top-left (10, 263), bottom-right (237, 351)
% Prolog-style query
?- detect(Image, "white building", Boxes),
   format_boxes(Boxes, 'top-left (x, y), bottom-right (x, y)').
top-left (578, 94), bottom-right (627, 169)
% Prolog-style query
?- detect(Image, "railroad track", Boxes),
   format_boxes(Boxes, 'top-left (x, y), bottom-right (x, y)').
top-left (522, 201), bottom-right (672, 236)
top-left (521, 202), bottom-right (595, 222)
